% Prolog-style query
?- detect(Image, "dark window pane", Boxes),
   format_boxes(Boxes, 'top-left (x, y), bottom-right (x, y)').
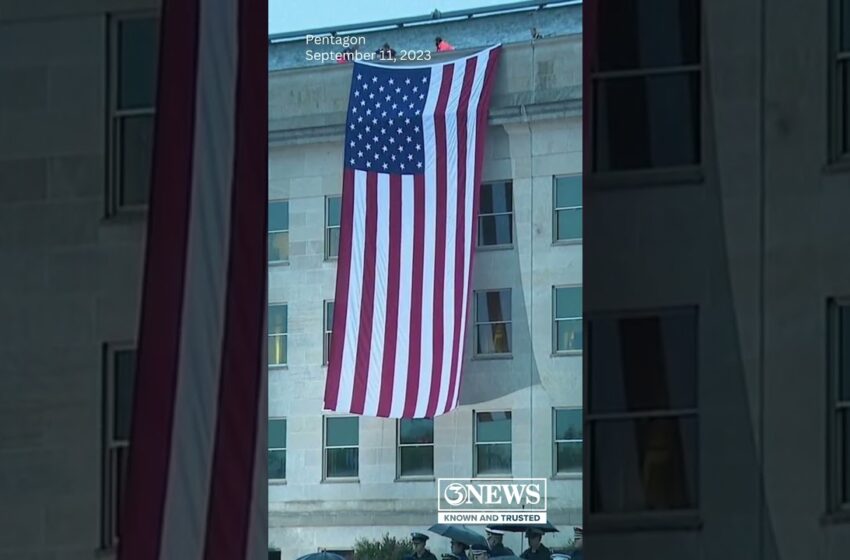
top-left (480, 182), bottom-right (513, 214)
top-left (399, 446), bottom-right (435, 476)
top-left (842, 410), bottom-right (849, 504)
top-left (477, 290), bottom-right (511, 322)
top-left (596, 0), bottom-right (700, 72)
top-left (589, 309), bottom-right (697, 413)
top-left (120, 115), bottom-right (154, 206)
top-left (477, 443), bottom-right (512, 475)
top-left (268, 232), bottom-right (289, 262)
top-left (400, 418), bottom-right (434, 444)
top-left (268, 450), bottom-right (286, 479)
top-left (327, 447), bottom-right (359, 478)
top-left (477, 412), bottom-right (512, 443)
top-left (591, 416), bottom-right (698, 513)
top-left (555, 287), bottom-right (582, 318)
top-left (326, 302), bottom-right (335, 330)
top-left (555, 409), bottom-right (583, 440)
top-left (555, 176), bottom-right (582, 208)
top-left (118, 18), bottom-right (158, 109)
top-left (116, 447), bottom-right (129, 538)
top-left (327, 196), bottom-right (342, 227)
top-left (842, 62), bottom-right (850, 156)
top-left (269, 201), bottom-right (289, 232)
top-left (476, 323), bottom-right (512, 354)
top-left (556, 209), bottom-right (582, 241)
top-left (556, 442), bottom-right (583, 474)
top-left (269, 419), bottom-right (286, 448)
top-left (556, 319), bottom-right (583, 352)
top-left (842, 0), bottom-right (850, 52)
top-left (268, 335), bottom-right (287, 366)
top-left (114, 350), bottom-right (136, 441)
top-left (841, 305), bottom-right (850, 401)
top-left (594, 73), bottom-right (700, 172)
top-left (269, 305), bottom-right (287, 335)
top-left (478, 215), bottom-right (513, 246)
top-left (327, 228), bottom-right (341, 258)
top-left (327, 417), bottom-right (359, 447)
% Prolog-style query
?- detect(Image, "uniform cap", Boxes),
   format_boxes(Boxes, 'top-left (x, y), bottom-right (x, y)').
top-left (411, 533), bottom-right (429, 542)
top-left (484, 527), bottom-right (505, 535)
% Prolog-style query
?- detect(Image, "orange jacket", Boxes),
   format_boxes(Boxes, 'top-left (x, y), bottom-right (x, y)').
top-left (437, 40), bottom-right (454, 52)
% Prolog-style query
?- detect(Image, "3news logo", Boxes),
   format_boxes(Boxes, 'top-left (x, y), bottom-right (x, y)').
top-left (437, 478), bottom-right (548, 524)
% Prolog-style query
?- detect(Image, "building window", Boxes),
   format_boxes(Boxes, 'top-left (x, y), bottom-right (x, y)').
top-left (588, 307), bottom-right (698, 514)
top-left (398, 419), bottom-right (435, 478)
top-left (102, 344), bottom-right (136, 547)
top-left (829, 300), bottom-right (850, 509)
top-left (324, 416), bottom-right (359, 479)
top-left (108, 14), bottom-right (159, 215)
top-left (592, 1), bottom-right (701, 173)
top-left (326, 196), bottom-right (342, 260)
top-left (268, 304), bottom-right (288, 367)
top-left (474, 289), bottom-right (512, 355)
top-left (478, 181), bottom-right (513, 247)
top-left (554, 286), bottom-right (583, 353)
top-left (833, 0), bottom-right (850, 159)
top-left (324, 301), bottom-right (334, 366)
top-left (475, 411), bottom-right (512, 475)
top-left (554, 176), bottom-right (582, 242)
top-left (268, 200), bottom-right (289, 263)
top-left (554, 408), bottom-right (583, 475)
top-left (268, 418), bottom-right (287, 481)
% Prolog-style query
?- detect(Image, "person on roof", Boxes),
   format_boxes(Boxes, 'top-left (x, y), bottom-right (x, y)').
top-left (435, 36), bottom-right (455, 52)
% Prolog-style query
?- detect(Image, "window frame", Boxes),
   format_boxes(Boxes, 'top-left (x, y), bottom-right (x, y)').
top-left (589, 1), bottom-right (705, 184)
top-left (586, 305), bottom-right (701, 526)
top-left (396, 418), bottom-right (436, 480)
top-left (473, 410), bottom-right (513, 477)
top-left (477, 180), bottom-right (515, 250)
top-left (553, 175), bottom-right (582, 244)
top-left (268, 417), bottom-right (287, 483)
top-left (553, 407), bottom-right (583, 478)
top-left (473, 288), bottom-right (513, 358)
top-left (553, 285), bottom-right (583, 356)
top-left (323, 415), bottom-right (360, 481)
top-left (323, 300), bottom-right (334, 366)
top-left (828, 298), bottom-right (850, 513)
top-left (106, 11), bottom-right (159, 217)
top-left (325, 195), bottom-right (342, 261)
top-left (268, 303), bottom-right (288, 368)
top-left (268, 199), bottom-right (290, 265)
top-left (830, 0), bottom-right (850, 163)
top-left (101, 341), bottom-right (136, 549)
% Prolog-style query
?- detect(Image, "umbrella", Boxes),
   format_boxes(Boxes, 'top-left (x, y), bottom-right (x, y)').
top-left (486, 522), bottom-right (559, 533)
top-left (296, 553), bottom-right (346, 560)
top-left (428, 524), bottom-right (488, 546)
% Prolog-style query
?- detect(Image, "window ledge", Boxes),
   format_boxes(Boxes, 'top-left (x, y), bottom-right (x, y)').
top-left (395, 476), bottom-right (436, 483)
top-left (476, 244), bottom-right (515, 252)
top-left (551, 351), bottom-right (582, 358)
top-left (551, 473), bottom-right (582, 480)
top-left (268, 364), bottom-right (289, 371)
top-left (587, 511), bottom-right (702, 534)
top-left (820, 509), bottom-right (850, 525)
top-left (269, 479), bottom-right (287, 486)
top-left (471, 353), bottom-right (513, 361)
top-left (269, 260), bottom-right (291, 267)
top-left (590, 166), bottom-right (704, 189)
top-left (552, 239), bottom-right (582, 247)
top-left (322, 477), bottom-right (360, 484)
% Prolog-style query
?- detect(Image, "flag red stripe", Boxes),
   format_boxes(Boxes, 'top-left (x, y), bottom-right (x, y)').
top-left (351, 172), bottom-right (379, 414)
top-left (427, 65), bottom-right (455, 418)
top-left (378, 175), bottom-right (403, 417)
top-left (403, 173), bottom-right (427, 417)
top-left (118, 1), bottom-right (199, 557)
top-left (202, 0), bottom-right (266, 555)
top-left (325, 168), bottom-right (356, 409)
top-left (445, 57), bottom-right (478, 412)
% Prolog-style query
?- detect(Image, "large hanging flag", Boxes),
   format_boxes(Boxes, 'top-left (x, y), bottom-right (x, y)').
top-left (118, 0), bottom-right (267, 558)
top-left (324, 45), bottom-right (502, 419)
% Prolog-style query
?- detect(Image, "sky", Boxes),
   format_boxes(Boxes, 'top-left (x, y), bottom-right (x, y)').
top-left (269, 0), bottom-right (510, 35)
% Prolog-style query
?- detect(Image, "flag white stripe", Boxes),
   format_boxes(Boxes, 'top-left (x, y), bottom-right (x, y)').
top-left (159, 0), bottom-right (237, 555)
top-left (416, 65), bottom-right (443, 417)
top-left (451, 50), bottom-right (491, 411)
top-left (390, 175), bottom-right (415, 418)
top-left (364, 175), bottom-right (391, 415)
top-left (435, 60), bottom-right (466, 414)
top-left (338, 170), bottom-right (368, 413)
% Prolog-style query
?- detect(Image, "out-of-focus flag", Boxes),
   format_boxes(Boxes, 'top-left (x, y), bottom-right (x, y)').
top-left (118, 0), bottom-right (267, 558)
top-left (324, 46), bottom-right (502, 419)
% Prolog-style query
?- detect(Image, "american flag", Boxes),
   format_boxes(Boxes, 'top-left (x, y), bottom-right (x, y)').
top-left (324, 46), bottom-right (502, 419)
top-left (118, 0), bottom-right (267, 558)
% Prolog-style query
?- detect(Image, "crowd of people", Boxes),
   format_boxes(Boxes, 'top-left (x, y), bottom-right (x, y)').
top-left (335, 37), bottom-right (455, 64)
top-left (404, 526), bottom-right (583, 560)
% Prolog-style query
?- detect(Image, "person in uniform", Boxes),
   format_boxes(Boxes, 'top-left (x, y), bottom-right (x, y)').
top-left (406, 533), bottom-right (438, 560)
top-left (449, 540), bottom-right (470, 560)
top-left (520, 528), bottom-right (551, 560)
top-left (567, 527), bottom-right (582, 560)
top-left (469, 543), bottom-right (490, 560)
top-left (484, 527), bottom-right (515, 557)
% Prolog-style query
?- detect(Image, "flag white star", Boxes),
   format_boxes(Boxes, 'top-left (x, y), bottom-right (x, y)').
top-left (395, 87), bottom-right (401, 93)
top-left (398, 145), bottom-right (404, 152)
top-left (419, 94), bottom-right (425, 100)
top-left (416, 144), bottom-right (421, 150)
top-left (405, 78), bottom-right (411, 84)
top-left (366, 143), bottom-right (371, 150)
top-left (414, 126), bottom-right (420, 132)
top-left (389, 137), bottom-right (395, 144)
top-left (358, 116), bottom-right (363, 122)
top-left (350, 158), bottom-right (355, 165)
top-left (391, 154), bottom-right (396, 161)
top-left (383, 163), bottom-right (389, 170)
top-left (381, 128), bottom-right (386, 134)
top-left (415, 110), bottom-right (421, 116)
top-left (352, 107), bottom-right (357, 113)
top-left (350, 124), bottom-right (355, 130)
top-left (409, 103), bottom-right (414, 109)
top-left (413, 86), bottom-right (418, 92)
top-left (397, 128), bottom-right (402, 134)
top-left (389, 78), bottom-right (394, 84)
top-left (357, 74), bottom-right (362, 80)
top-left (405, 118), bottom-right (411, 124)
top-left (372, 118), bottom-right (378, 124)
top-left (366, 109), bottom-right (371, 115)
top-left (365, 126), bottom-right (370, 132)
top-left (392, 103), bottom-right (397, 109)
top-left (354, 90), bottom-right (360, 97)
top-left (422, 76), bottom-right (427, 82)
top-left (402, 95), bottom-right (408, 101)
top-left (360, 100), bottom-right (366, 106)
top-left (357, 133), bottom-right (363, 139)
top-left (374, 153), bottom-right (379, 160)
top-left (376, 102), bottom-right (381, 108)
top-left (386, 95), bottom-right (391, 101)
top-left (400, 163), bottom-right (405, 169)
top-left (373, 136), bottom-right (379, 142)
top-left (379, 86), bottom-right (385, 92)
top-left (358, 151), bottom-right (364, 157)
top-left (382, 145), bottom-right (388, 152)
top-left (408, 154), bottom-right (413, 161)
top-left (417, 161), bottom-right (422, 168)
top-left (366, 161), bottom-right (371, 168)
top-left (362, 83), bottom-right (368, 89)
top-left (369, 93), bottom-right (375, 99)
top-left (398, 111), bottom-right (404, 117)
top-left (382, 111), bottom-right (387, 117)
top-left (406, 136), bottom-right (412, 142)
top-left (372, 76), bottom-right (378, 82)
top-left (350, 141), bottom-right (355, 147)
